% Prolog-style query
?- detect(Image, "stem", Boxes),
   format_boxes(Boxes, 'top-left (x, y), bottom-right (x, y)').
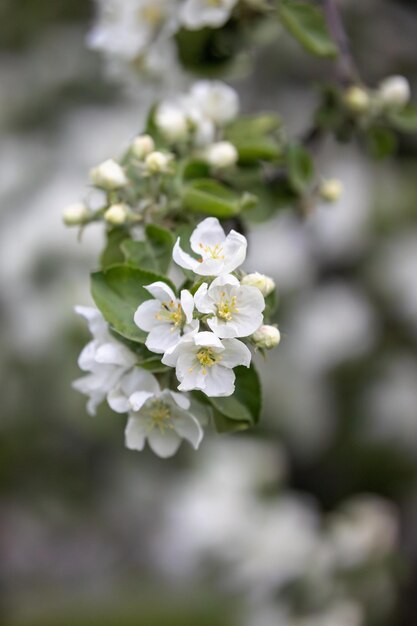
top-left (323, 0), bottom-right (359, 84)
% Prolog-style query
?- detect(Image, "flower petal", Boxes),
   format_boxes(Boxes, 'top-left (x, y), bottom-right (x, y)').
top-left (134, 300), bottom-right (162, 332)
top-left (95, 342), bottom-right (136, 367)
top-left (190, 217), bottom-right (226, 254)
top-left (202, 365), bottom-right (235, 397)
top-left (194, 282), bottom-right (215, 314)
top-left (180, 289), bottom-right (195, 324)
top-left (194, 331), bottom-right (224, 349)
top-left (173, 238), bottom-right (199, 271)
top-left (148, 429), bottom-right (181, 458)
top-left (146, 324), bottom-right (181, 354)
top-left (144, 281), bottom-right (176, 302)
top-left (168, 390), bottom-right (191, 410)
top-left (125, 416), bottom-right (147, 451)
top-left (173, 412), bottom-right (204, 450)
top-left (129, 390), bottom-right (155, 412)
top-left (221, 338), bottom-right (252, 368)
top-left (222, 230), bottom-right (247, 273)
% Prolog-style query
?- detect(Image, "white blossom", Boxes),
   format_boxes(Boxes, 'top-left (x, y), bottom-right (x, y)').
top-left (131, 134), bottom-right (155, 159)
top-left (189, 80), bottom-right (239, 125)
top-left (134, 281), bottom-right (198, 354)
top-left (241, 272), bottom-right (275, 297)
top-left (155, 101), bottom-right (189, 142)
top-left (343, 86), bottom-right (370, 113)
top-left (195, 274), bottom-right (265, 338)
top-left (252, 324), bottom-right (281, 349)
top-left (73, 306), bottom-right (136, 415)
top-left (162, 330), bottom-right (251, 397)
top-left (62, 202), bottom-right (89, 226)
top-left (173, 217), bottom-right (247, 276)
top-left (180, 0), bottom-right (238, 31)
top-left (144, 150), bottom-right (172, 174)
top-left (205, 141), bottom-right (238, 168)
top-left (319, 178), bottom-right (343, 203)
top-left (89, 158), bottom-right (128, 189)
top-left (378, 75), bottom-right (410, 108)
top-left (104, 203), bottom-right (128, 225)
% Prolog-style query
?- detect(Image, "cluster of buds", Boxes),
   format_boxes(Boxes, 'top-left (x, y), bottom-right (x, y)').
top-left (343, 75), bottom-right (411, 115)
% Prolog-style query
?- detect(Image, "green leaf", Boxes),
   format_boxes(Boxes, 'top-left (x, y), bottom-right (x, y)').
top-left (278, 1), bottom-right (338, 58)
top-left (225, 114), bottom-right (282, 140)
top-left (287, 143), bottom-right (314, 193)
top-left (182, 179), bottom-right (242, 218)
top-left (100, 228), bottom-right (129, 269)
top-left (182, 159), bottom-right (211, 181)
top-left (235, 139), bottom-right (283, 165)
top-left (388, 104), bottom-right (417, 133)
top-left (91, 265), bottom-right (174, 343)
top-left (366, 127), bottom-right (398, 159)
top-left (224, 114), bottom-right (283, 164)
top-left (122, 224), bottom-right (174, 274)
top-left (209, 364), bottom-right (262, 433)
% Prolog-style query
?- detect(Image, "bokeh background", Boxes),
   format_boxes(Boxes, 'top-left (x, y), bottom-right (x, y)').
top-left (1, 1), bottom-right (417, 624)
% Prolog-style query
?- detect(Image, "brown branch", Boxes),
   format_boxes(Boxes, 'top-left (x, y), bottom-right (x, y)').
top-left (323, 0), bottom-right (359, 84)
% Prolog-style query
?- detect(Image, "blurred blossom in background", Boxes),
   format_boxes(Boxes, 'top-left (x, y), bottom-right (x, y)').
top-left (1, 1), bottom-right (417, 625)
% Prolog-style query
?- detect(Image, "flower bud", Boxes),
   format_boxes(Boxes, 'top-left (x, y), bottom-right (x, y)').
top-left (206, 141), bottom-right (238, 169)
top-left (252, 325), bottom-right (281, 349)
top-left (343, 86), bottom-right (370, 114)
top-left (131, 134), bottom-right (155, 159)
top-left (155, 103), bottom-right (188, 142)
top-left (319, 178), bottom-right (343, 203)
top-left (145, 151), bottom-right (172, 174)
top-left (378, 75), bottom-right (410, 108)
top-left (62, 202), bottom-right (89, 226)
top-left (242, 272), bottom-right (275, 297)
top-left (90, 159), bottom-right (128, 190)
top-left (104, 203), bottom-right (129, 225)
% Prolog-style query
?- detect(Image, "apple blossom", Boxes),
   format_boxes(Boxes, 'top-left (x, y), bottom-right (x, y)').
top-left (144, 151), bottom-right (173, 174)
top-left (155, 101), bottom-right (189, 141)
top-left (104, 203), bottom-right (129, 225)
top-left (189, 80), bottom-right (239, 125)
top-left (319, 179), bottom-right (343, 203)
top-left (194, 274), bottom-right (265, 338)
top-left (205, 141), bottom-right (238, 169)
top-left (378, 75), bottom-right (411, 108)
top-left (89, 158), bottom-right (128, 189)
top-left (131, 134), bottom-right (155, 159)
top-left (162, 331), bottom-right (251, 397)
top-left (180, 0), bottom-right (238, 30)
top-left (173, 217), bottom-right (247, 276)
top-left (252, 325), bottom-right (281, 349)
top-left (241, 272), bottom-right (276, 297)
top-left (62, 202), bottom-right (89, 226)
top-left (343, 85), bottom-right (370, 114)
top-left (134, 281), bottom-right (198, 354)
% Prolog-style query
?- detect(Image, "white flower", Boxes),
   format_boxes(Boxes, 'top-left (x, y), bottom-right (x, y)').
top-left (155, 102), bottom-right (189, 141)
top-left (195, 274), bottom-right (265, 338)
top-left (189, 80), bottom-right (239, 125)
top-left (134, 281), bottom-right (198, 354)
top-left (205, 141), bottom-right (238, 168)
top-left (63, 202), bottom-right (89, 226)
top-left (89, 158), bottom-right (128, 189)
top-left (144, 150), bottom-right (172, 174)
top-left (241, 272), bottom-right (275, 297)
top-left (162, 331), bottom-right (251, 397)
top-left (173, 217), bottom-right (247, 276)
top-left (180, 0), bottom-right (238, 31)
top-left (131, 134), bottom-right (155, 159)
top-left (319, 178), bottom-right (343, 203)
top-left (378, 75), bottom-right (410, 108)
top-left (104, 203), bottom-right (129, 225)
top-left (73, 306), bottom-right (136, 415)
top-left (343, 85), bottom-right (370, 113)
top-left (252, 324), bottom-right (281, 349)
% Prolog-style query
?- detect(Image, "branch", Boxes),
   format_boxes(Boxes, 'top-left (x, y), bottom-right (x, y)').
top-left (323, 0), bottom-right (359, 84)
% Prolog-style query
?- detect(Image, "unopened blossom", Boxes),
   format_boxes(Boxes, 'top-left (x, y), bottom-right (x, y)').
top-left (252, 324), bottom-right (281, 349)
top-left (189, 80), bottom-right (239, 125)
top-left (195, 274), bottom-right (265, 338)
top-left (378, 75), bottom-right (410, 108)
top-left (131, 134), bottom-right (155, 159)
top-left (90, 158), bottom-right (128, 190)
top-left (144, 150), bottom-right (172, 174)
top-left (343, 85), bottom-right (370, 114)
top-left (319, 178), bottom-right (343, 203)
top-left (162, 331), bottom-right (251, 397)
top-left (134, 281), bottom-right (197, 354)
top-left (206, 141), bottom-right (238, 169)
top-left (104, 203), bottom-right (129, 225)
top-left (155, 101), bottom-right (189, 141)
top-left (180, 0), bottom-right (238, 31)
top-left (63, 202), bottom-right (89, 226)
top-left (73, 306), bottom-right (136, 415)
top-left (126, 386), bottom-right (204, 458)
top-left (173, 217), bottom-right (247, 276)
top-left (241, 272), bottom-right (275, 297)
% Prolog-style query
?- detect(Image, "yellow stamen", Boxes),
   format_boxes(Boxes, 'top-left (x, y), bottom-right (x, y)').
top-left (155, 300), bottom-right (184, 327)
top-left (216, 295), bottom-right (238, 321)
top-left (198, 242), bottom-right (224, 260)
top-left (147, 400), bottom-right (173, 434)
top-left (196, 347), bottom-right (221, 375)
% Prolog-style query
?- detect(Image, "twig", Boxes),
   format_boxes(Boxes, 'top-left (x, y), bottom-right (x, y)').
top-left (323, 0), bottom-right (359, 84)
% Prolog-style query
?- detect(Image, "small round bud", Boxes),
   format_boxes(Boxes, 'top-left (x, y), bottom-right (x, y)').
top-left (131, 134), bottom-right (155, 159)
top-left (319, 178), bottom-right (343, 203)
top-left (104, 203), bottom-right (129, 225)
top-left (90, 159), bottom-right (128, 190)
top-left (343, 86), bottom-right (370, 114)
top-left (144, 151), bottom-right (172, 174)
top-left (252, 325), bottom-right (281, 349)
top-left (62, 202), bottom-right (89, 226)
top-left (206, 141), bottom-right (238, 169)
top-left (241, 272), bottom-right (276, 297)
top-left (378, 75), bottom-right (410, 108)
top-left (155, 103), bottom-right (188, 142)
